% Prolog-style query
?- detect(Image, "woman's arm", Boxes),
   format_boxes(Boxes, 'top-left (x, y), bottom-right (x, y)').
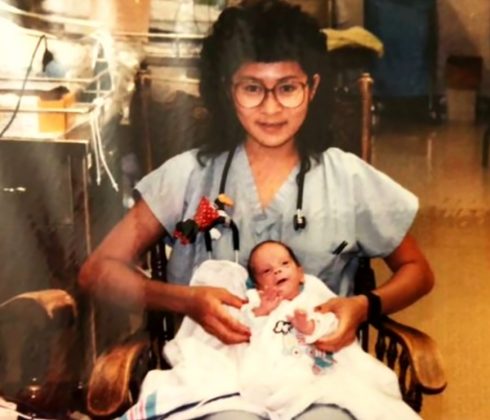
top-left (78, 199), bottom-right (250, 344)
top-left (371, 233), bottom-right (434, 312)
top-left (313, 234), bottom-right (434, 352)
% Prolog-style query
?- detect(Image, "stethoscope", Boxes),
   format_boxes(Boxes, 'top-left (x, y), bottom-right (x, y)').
top-left (202, 146), bottom-right (308, 260)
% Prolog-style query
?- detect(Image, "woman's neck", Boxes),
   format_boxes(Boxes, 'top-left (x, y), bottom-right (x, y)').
top-left (244, 138), bottom-right (300, 209)
top-left (244, 139), bottom-right (299, 166)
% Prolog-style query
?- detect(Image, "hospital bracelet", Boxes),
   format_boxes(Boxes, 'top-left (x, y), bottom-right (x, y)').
top-left (361, 291), bottom-right (383, 324)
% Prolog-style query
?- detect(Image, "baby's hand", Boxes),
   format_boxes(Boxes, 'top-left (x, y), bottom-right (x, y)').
top-left (289, 309), bottom-right (315, 335)
top-left (253, 288), bottom-right (281, 316)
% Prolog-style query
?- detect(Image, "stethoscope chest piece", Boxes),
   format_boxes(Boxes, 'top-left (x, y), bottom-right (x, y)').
top-left (173, 148), bottom-right (309, 257)
top-left (293, 210), bottom-right (307, 231)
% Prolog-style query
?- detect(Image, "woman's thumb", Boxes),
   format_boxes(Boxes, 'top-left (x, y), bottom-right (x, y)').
top-left (220, 290), bottom-right (247, 308)
top-left (315, 299), bottom-right (335, 313)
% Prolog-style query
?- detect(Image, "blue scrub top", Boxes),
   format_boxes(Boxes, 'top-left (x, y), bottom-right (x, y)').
top-left (136, 145), bottom-right (418, 296)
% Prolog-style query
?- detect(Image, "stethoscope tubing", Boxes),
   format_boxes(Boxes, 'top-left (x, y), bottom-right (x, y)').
top-left (205, 146), bottom-right (307, 259)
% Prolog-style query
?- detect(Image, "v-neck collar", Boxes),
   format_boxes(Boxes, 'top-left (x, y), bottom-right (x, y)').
top-left (235, 144), bottom-right (300, 216)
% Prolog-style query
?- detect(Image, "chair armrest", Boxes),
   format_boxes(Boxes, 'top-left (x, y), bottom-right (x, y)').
top-left (86, 334), bottom-right (154, 418)
top-left (0, 289), bottom-right (76, 327)
top-left (369, 316), bottom-right (447, 412)
top-left (0, 289), bottom-right (78, 415)
top-left (376, 317), bottom-right (447, 394)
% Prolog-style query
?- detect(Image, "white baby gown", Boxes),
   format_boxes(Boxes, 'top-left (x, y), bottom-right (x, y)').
top-left (121, 260), bottom-right (421, 420)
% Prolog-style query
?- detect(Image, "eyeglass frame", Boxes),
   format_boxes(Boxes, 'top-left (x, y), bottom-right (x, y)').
top-left (231, 78), bottom-right (312, 109)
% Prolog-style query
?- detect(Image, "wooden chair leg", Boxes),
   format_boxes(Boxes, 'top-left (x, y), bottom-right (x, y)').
top-left (483, 126), bottom-right (490, 167)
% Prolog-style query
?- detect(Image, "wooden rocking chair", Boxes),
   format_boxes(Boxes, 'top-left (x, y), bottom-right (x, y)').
top-left (84, 63), bottom-right (446, 418)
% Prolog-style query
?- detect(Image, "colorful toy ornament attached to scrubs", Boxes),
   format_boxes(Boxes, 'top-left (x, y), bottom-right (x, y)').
top-left (173, 194), bottom-right (234, 245)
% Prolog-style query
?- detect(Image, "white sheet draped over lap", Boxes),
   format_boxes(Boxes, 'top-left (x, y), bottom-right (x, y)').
top-left (121, 260), bottom-right (420, 420)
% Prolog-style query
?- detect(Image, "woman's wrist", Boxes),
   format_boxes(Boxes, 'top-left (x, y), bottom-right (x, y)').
top-left (353, 294), bottom-right (370, 323)
top-left (143, 280), bottom-right (194, 314)
top-left (359, 291), bottom-right (383, 324)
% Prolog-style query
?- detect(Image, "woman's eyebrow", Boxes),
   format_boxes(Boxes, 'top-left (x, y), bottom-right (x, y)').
top-left (277, 76), bottom-right (303, 82)
top-left (234, 75), bottom-right (302, 83)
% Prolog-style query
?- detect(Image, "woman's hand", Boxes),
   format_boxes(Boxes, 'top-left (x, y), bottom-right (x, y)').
top-left (313, 234), bottom-right (434, 353)
top-left (186, 286), bottom-right (251, 344)
top-left (313, 295), bottom-right (368, 352)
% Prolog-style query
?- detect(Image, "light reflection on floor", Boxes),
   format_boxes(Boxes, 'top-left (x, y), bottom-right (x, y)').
top-left (371, 121), bottom-right (490, 420)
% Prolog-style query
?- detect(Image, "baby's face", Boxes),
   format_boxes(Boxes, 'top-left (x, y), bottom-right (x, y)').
top-left (250, 242), bottom-right (304, 300)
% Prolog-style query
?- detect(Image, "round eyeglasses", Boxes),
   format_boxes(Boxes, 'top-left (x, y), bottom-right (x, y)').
top-left (232, 80), bottom-right (308, 109)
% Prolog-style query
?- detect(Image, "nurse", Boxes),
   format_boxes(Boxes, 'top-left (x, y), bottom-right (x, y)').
top-left (79, 1), bottom-right (433, 418)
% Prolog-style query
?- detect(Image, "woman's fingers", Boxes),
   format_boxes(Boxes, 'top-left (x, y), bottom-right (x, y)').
top-left (219, 289), bottom-right (248, 309)
top-left (313, 309), bottom-right (348, 352)
top-left (190, 286), bottom-right (250, 344)
top-left (314, 321), bottom-right (355, 352)
top-left (313, 296), bottom-right (367, 352)
top-left (216, 297), bottom-right (250, 334)
top-left (211, 306), bottom-right (251, 344)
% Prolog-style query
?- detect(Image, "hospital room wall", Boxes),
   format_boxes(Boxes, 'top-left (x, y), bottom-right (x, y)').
top-left (436, 0), bottom-right (490, 95)
top-left (342, 0), bottom-right (490, 96)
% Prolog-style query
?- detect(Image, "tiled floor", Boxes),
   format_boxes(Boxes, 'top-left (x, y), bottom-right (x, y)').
top-left (371, 120), bottom-right (490, 420)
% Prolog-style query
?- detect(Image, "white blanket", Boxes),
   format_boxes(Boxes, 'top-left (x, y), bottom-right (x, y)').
top-left (121, 260), bottom-right (420, 420)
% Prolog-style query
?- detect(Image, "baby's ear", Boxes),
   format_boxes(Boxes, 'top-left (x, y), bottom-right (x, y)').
top-left (299, 266), bottom-right (305, 282)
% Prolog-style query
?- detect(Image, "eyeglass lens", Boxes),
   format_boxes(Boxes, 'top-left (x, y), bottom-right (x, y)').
top-left (234, 80), bottom-right (307, 108)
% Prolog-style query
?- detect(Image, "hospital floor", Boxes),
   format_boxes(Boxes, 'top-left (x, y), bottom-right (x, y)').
top-left (370, 120), bottom-right (490, 420)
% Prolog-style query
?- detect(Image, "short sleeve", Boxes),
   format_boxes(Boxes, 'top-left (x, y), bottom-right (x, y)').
top-left (345, 151), bottom-right (418, 256)
top-left (135, 150), bottom-right (199, 233)
top-left (325, 149), bottom-right (418, 257)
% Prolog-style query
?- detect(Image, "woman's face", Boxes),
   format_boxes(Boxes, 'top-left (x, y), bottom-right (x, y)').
top-left (231, 61), bottom-right (319, 151)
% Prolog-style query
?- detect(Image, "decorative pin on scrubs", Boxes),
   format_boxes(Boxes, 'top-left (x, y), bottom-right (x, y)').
top-left (173, 194), bottom-right (234, 245)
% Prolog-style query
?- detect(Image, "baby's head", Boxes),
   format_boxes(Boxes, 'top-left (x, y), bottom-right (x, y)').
top-left (247, 240), bottom-right (304, 300)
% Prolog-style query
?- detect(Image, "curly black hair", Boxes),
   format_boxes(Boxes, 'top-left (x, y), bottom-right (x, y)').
top-left (197, 0), bottom-right (332, 164)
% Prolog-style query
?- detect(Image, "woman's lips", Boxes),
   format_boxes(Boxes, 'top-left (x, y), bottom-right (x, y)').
top-left (257, 121), bottom-right (287, 132)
